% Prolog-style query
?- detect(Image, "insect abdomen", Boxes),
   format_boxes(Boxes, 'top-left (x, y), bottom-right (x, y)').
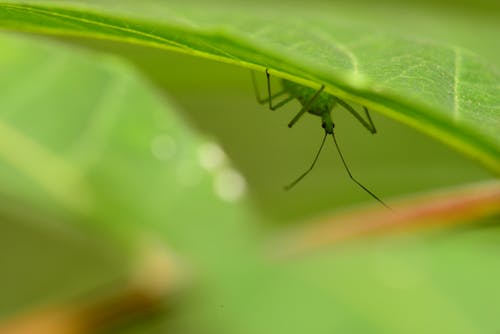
top-left (281, 79), bottom-right (336, 115)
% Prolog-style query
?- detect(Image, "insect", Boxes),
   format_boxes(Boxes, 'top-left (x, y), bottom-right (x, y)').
top-left (251, 69), bottom-right (390, 209)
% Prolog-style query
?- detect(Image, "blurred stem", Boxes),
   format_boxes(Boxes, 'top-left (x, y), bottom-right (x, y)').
top-left (0, 288), bottom-right (161, 334)
top-left (271, 180), bottom-right (500, 259)
top-left (0, 242), bottom-right (186, 334)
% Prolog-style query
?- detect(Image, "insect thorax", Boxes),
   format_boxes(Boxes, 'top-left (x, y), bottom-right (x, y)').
top-left (281, 79), bottom-right (337, 116)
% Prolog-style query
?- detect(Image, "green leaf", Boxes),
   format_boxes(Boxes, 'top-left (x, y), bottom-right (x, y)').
top-left (0, 32), bottom-right (255, 318)
top-left (1, 18), bottom-right (499, 334)
top-left (0, 1), bottom-right (498, 173)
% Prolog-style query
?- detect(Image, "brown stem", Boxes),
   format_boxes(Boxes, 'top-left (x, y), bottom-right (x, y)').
top-left (0, 242), bottom-right (186, 334)
top-left (271, 180), bottom-right (500, 259)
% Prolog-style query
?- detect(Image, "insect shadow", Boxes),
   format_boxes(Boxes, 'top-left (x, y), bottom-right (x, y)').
top-left (251, 69), bottom-right (390, 209)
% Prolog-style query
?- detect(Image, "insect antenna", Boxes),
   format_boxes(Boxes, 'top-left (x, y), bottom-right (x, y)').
top-left (285, 132), bottom-right (328, 190)
top-left (331, 132), bottom-right (391, 210)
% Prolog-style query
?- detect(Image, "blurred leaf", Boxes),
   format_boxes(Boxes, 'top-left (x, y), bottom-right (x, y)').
top-left (0, 32), bottom-right (256, 321)
top-left (0, 1), bottom-right (498, 173)
top-left (0, 14), bottom-right (499, 334)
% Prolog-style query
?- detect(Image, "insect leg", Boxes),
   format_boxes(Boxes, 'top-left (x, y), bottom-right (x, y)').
top-left (363, 106), bottom-right (377, 133)
top-left (251, 70), bottom-right (292, 110)
top-left (331, 132), bottom-right (391, 209)
top-left (284, 131), bottom-right (328, 190)
top-left (336, 99), bottom-right (377, 134)
top-left (288, 85), bottom-right (325, 128)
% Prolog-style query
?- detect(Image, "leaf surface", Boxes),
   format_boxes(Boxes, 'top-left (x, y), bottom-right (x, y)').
top-left (0, 0), bottom-right (498, 171)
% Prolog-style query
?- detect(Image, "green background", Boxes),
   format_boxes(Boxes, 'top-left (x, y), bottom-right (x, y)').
top-left (0, 0), bottom-right (499, 333)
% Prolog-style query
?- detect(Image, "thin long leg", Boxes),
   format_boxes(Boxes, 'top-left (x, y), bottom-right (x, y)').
top-left (251, 70), bottom-right (286, 104)
top-left (271, 95), bottom-right (295, 110)
top-left (363, 106), bottom-right (376, 133)
top-left (284, 132), bottom-right (327, 190)
top-left (331, 132), bottom-right (391, 209)
top-left (250, 70), bottom-right (294, 111)
top-left (336, 99), bottom-right (377, 134)
top-left (287, 85), bottom-right (325, 128)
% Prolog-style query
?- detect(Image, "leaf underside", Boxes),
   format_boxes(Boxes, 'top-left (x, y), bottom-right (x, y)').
top-left (0, 1), bottom-right (499, 172)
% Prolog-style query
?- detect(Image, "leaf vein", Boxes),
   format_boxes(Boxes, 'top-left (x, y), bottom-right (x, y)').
top-left (453, 47), bottom-right (461, 120)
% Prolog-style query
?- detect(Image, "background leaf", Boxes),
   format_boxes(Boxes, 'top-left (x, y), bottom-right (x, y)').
top-left (0, 1), bottom-right (499, 333)
top-left (0, 33), bottom-right (258, 323)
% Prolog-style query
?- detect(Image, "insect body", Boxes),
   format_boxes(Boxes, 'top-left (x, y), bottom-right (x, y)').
top-left (251, 69), bottom-right (389, 209)
top-left (281, 79), bottom-right (336, 134)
